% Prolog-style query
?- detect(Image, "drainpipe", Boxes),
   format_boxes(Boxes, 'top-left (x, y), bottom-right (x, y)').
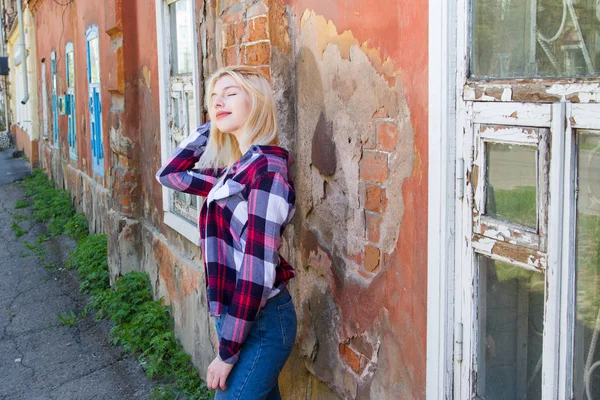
top-left (16, 0), bottom-right (28, 105)
top-left (0, 0), bottom-right (9, 128)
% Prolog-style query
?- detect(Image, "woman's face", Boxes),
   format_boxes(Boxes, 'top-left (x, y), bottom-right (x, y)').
top-left (209, 75), bottom-right (252, 144)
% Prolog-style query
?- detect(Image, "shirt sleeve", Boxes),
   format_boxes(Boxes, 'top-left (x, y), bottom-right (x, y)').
top-left (155, 121), bottom-right (222, 197)
top-left (218, 171), bottom-right (294, 364)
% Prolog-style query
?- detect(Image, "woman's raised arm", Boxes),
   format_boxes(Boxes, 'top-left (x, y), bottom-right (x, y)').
top-left (155, 121), bottom-right (223, 197)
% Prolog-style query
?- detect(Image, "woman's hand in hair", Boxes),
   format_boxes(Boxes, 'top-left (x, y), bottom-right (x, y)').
top-left (207, 356), bottom-right (234, 391)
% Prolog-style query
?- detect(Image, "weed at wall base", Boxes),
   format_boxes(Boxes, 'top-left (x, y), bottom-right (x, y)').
top-left (14, 169), bottom-right (213, 400)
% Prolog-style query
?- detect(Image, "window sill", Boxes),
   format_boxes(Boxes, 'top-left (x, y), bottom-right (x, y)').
top-left (164, 211), bottom-right (200, 245)
top-left (463, 79), bottom-right (600, 104)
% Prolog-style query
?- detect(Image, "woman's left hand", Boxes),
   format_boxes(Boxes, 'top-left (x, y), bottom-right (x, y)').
top-left (207, 356), bottom-right (234, 391)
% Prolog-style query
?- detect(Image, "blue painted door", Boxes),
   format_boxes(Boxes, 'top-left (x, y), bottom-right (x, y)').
top-left (86, 26), bottom-right (103, 176)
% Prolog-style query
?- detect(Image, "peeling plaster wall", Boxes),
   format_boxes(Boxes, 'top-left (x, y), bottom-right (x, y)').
top-left (276, 2), bottom-right (428, 399)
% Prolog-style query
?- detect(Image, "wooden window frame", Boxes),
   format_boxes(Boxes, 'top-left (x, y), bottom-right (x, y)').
top-left (429, 0), bottom-right (600, 398)
top-left (155, 0), bottom-right (202, 245)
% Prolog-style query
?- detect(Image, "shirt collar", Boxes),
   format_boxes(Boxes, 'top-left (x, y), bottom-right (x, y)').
top-left (236, 144), bottom-right (295, 168)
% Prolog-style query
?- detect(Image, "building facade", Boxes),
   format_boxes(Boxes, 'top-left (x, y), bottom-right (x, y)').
top-left (2, 0), bottom-right (599, 399)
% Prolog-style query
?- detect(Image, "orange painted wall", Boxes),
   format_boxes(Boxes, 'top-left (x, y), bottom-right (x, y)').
top-left (34, 0), bottom-right (111, 183)
top-left (289, 0), bottom-right (429, 397)
top-left (12, 124), bottom-right (39, 167)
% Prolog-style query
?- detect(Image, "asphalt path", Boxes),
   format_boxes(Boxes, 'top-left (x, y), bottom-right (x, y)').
top-left (0, 147), bottom-right (157, 399)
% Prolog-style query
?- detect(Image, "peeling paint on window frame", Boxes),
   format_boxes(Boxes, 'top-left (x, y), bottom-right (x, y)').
top-left (453, 0), bottom-right (600, 395)
top-left (156, 0), bottom-right (203, 244)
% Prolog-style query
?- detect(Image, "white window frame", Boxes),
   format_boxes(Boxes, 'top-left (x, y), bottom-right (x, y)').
top-left (428, 0), bottom-right (600, 398)
top-left (456, 102), bottom-right (564, 400)
top-left (41, 59), bottom-right (49, 139)
top-left (155, 0), bottom-right (202, 245)
top-left (426, 0), bottom-right (457, 397)
top-left (66, 41), bottom-right (77, 160)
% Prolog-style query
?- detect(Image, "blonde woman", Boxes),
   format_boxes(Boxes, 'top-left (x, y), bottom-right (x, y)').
top-left (156, 66), bottom-right (297, 399)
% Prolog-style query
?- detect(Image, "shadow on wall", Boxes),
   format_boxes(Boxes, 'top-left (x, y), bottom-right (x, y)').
top-left (290, 11), bottom-right (417, 399)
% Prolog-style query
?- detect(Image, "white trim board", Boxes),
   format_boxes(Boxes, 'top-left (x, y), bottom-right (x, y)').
top-left (426, 0), bottom-right (457, 397)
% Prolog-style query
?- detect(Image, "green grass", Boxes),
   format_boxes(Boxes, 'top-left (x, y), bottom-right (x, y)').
top-left (57, 310), bottom-right (78, 327)
top-left (17, 169), bottom-right (213, 400)
top-left (11, 221), bottom-right (25, 238)
top-left (21, 239), bottom-right (46, 261)
top-left (488, 186), bottom-right (537, 228)
top-left (14, 199), bottom-right (28, 209)
top-left (576, 213), bottom-right (600, 330)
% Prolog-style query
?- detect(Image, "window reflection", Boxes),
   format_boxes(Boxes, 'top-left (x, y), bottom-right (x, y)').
top-left (574, 130), bottom-right (600, 400)
top-left (472, 0), bottom-right (600, 78)
top-left (477, 257), bottom-right (544, 400)
top-left (169, 0), bottom-right (193, 75)
top-left (486, 142), bottom-right (538, 228)
top-left (67, 51), bottom-right (74, 88)
top-left (89, 38), bottom-right (100, 84)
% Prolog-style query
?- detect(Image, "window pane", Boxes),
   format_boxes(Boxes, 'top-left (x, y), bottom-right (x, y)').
top-left (169, 0), bottom-right (193, 75)
top-left (477, 257), bottom-right (544, 400)
top-left (170, 88), bottom-right (198, 223)
top-left (472, 0), bottom-right (600, 78)
top-left (574, 130), bottom-right (600, 400)
top-left (67, 51), bottom-right (75, 88)
top-left (186, 89), bottom-right (197, 136)
top-left (89, 38), bottom-right (100, 84)
top-left (486, 142), bottom-right (537, 228)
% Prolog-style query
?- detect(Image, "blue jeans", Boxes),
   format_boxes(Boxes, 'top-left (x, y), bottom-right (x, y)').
top-left (213, 288), bottom-right (297, 400)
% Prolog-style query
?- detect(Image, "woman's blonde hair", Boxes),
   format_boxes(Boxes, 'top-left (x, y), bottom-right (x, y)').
top-left (198, 65), bottom-right (279, 169)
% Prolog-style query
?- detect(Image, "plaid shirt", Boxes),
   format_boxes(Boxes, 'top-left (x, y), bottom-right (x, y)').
top-left (156, 121), bottom-right (296, 364)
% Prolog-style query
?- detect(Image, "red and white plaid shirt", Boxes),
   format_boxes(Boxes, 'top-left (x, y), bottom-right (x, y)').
top-left (156, 121), bottom-right (296, 364)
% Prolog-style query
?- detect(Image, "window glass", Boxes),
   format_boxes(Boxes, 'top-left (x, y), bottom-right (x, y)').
top-left (169, 0), bottom-right (193, 75)
top-left (67, 51), bottom-right (75, 88)
top-left (89, 37), bottom-right (100, 84)
top-left (472, 0), bottom-right (600, 78)
top-left (486, 142), bottom-right (538, 228)
top-left (477, 257), bottom-right (544, 400)
top-left (574, 130), bottom-right (600, 399)
top-left (170, 88), bottom-right (198, 223)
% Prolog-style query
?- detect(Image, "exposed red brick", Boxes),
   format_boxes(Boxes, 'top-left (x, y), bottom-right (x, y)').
top-left (244, 16), bottom-right (268, 42)
top-left (241, 42), bottom-right (271, 66)
top-left (377, 121), bottom-right (399, 152)
top-left (357, 268), bottom-right (372, 280)
top-left (366, 212), bottom-right (382, 244)
top-left (346, 249), bottom-right (363, 266)
top-left (381, 188), bottom-right (388, 213)
top-left (360, 151), bottom-right (388, 183)
top-left (222, 46), bottom-right (238, 66)
top-left (219, 0), bottom-right (239, 11)
top-left (224, 24), bottom-right (236, 47)
top-left (339, 343), bottom-right (361, 374)
top-left (365, 184), bottom-right (382, 213)
top-left (221, 3), bottom-right (244, 24)
top-left (364, 245), bottom-right (380, 273)
top-left (256, 66), bottom-right (271, 80)
top-left (247, 1), bottom-right (268, 18)
top-left (235, 21), bottom-right (245, 43)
